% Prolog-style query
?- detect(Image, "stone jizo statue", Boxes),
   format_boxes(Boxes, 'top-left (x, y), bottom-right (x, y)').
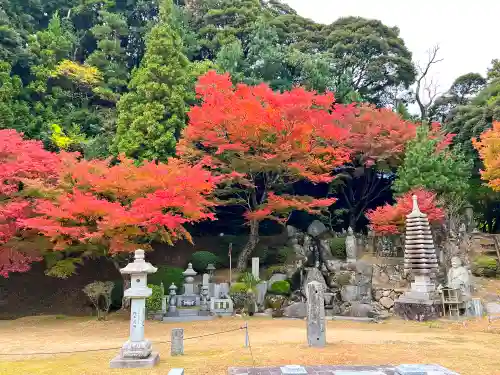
top-left (446, 256), bottom-right (472, 297)
top-left (345, 227), bottom-right (356, 262)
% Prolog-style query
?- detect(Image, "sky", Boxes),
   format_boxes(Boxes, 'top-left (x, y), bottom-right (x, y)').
top-left (283, 0), bottom-right (500, 97)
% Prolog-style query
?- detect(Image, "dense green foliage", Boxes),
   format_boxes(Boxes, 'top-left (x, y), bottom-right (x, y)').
top-left (148, 266), bottom-right (185, 289)
top-left (269, 280), bottom-right (290, 295)
top-left (146, 284), bottom-right (164, 312)
top-left (471, 255), bottom-right (499, 277)
top-left (394, 126), bottom-right (472, 207)
top-left (329, 237), bottom-right (347, 259)
top-left (190, 251), bottom-right (219, 272)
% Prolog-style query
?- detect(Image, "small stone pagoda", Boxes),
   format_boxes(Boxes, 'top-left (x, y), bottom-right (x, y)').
top-left (394, 195), bottom-right (441, 321)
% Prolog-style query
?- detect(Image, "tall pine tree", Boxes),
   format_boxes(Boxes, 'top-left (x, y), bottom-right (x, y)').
top-left (112, 0), bottom-right (190, 161)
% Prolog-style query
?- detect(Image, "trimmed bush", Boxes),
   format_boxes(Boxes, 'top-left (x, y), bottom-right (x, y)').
top-left (229, 282), bottom-right (251, 309)
top-left (146, 284), bottom-right (163, 313)
top-left (230, 282), bottom-right (247, 294)
top-left (472, 255), bottom-right (498, 277)
top-left (148, 266), bottom-right (184, 289)
top-left (329, 237), bottom-right (346, 259)
top-left (264, 265), bottom-right (287, 280)
top-left (191, 251), bottom-right (219, 273)
top-left (269, 280), bottom-right (291, 295)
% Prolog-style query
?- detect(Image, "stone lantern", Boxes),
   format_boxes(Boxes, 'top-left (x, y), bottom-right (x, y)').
top-left (206, 263), bottom-right (216, 281)
top-left (110, 249), bottom-right (159, 368)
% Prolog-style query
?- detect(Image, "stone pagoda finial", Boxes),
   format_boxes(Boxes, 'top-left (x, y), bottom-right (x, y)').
top-left (403, 195), bottom-right (438, 275)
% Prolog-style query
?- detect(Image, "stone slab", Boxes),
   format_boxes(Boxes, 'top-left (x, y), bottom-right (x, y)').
top-left (228, 366), bottom-right (397, 375)
top-left (109, 352), bottom-right (160, 368)
top-left (395, 364), bottom-right (460, 375)
top-left (228, 365), bottom-right (459, 375)
top-left (162, 315), bottom-right (214, 323)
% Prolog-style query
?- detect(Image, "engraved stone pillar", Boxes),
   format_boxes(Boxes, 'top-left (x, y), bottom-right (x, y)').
top-left (252, 257), bottom-right (260, 280)
top-left (306, 281), bottom-right (326, 347)
top-left (171, 328), bottom-right (184, 356)
top-left (110, 250), bottom-right (160, 368)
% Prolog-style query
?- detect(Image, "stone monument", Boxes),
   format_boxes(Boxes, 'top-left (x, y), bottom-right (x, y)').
top-left (306, 281), bottom-right (326, 347)
top-left (446, 256), bottom-right (472, 297)
top-left (171, 328), bottom-right (184, 356)
top-left (178, 263), bottom-right (200, 307)
top-left (110, 249), bottom-right (160, 368)
top-left (394, 195), bottom-right (441, 321)
top-left (345, 227), bottom-right (357, 262)
top-left (252, 257), bottom-right (260, 280)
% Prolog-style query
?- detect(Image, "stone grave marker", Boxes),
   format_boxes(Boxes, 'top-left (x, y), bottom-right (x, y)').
top-left (171, 328), bottom-right (184, 356)
top-left (306, 280), bottom-right (326, 347)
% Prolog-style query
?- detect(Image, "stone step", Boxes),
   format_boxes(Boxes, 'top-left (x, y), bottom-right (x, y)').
top-left (163, 315), bottom-right (215, 323)
top-left (178, 309), bottom-right (200, 316)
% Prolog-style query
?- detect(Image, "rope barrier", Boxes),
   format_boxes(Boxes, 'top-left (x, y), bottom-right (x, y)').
top-left (0, 326), bottom-right (245, 356)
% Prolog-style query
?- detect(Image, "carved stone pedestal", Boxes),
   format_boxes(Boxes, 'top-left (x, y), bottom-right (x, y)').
top-left (110, 352), bottom-right (160, 368)
top-left (394, 298), bottom-right (440, 321)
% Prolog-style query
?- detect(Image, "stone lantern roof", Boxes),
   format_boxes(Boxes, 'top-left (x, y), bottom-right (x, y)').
top-left (403, 195), bottom-right (438, 275)
top-left (120, 249), bottom-right (157, 275)
top-left (206, 263), bottom-right (216, 271)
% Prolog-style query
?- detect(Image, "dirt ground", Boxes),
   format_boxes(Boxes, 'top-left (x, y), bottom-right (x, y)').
top-left (0, 315), bottom-right (499, 375)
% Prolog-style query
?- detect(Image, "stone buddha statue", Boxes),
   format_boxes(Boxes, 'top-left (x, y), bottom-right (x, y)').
top-left (446, 256), bottom-right (472, 297)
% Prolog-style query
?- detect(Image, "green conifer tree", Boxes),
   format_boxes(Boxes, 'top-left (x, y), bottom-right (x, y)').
top-left (112, 0), bottom-right (190, 161)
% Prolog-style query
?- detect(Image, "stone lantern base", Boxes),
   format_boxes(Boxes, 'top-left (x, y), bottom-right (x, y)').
top-left (394, 298), bottom-right (441, 321)
top-left (110, 352), bottom-right (160, 368)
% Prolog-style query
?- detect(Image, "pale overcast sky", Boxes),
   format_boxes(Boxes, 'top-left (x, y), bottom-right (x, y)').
top-left (283, 0), bottom-right (500, 96)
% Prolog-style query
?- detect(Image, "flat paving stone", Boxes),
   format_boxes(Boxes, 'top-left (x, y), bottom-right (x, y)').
top-left (227, 365), bottom-right (460, 375)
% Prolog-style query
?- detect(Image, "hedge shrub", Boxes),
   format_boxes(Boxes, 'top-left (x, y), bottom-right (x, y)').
top-left (329, 237), bottom-right (346, 259)
top-left (229, 282), bottom-right (250, 310)
top-left (146, 284), bottom-right (163, 313)
top-left (269, 280), bottom-right (290, 295)
top-left (148, 266), bottom-right (185, 290)
top-left (472, 255), bottom-right (498, 277)
top-left (191, 251), bottom-right (219, 272)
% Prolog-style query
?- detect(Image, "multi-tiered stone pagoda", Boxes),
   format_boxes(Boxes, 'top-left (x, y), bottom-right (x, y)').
top-left (394, 195), bottom-right (441, 321)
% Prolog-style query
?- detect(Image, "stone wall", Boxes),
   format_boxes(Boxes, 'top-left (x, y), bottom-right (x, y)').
top-left (372, 288), bottom-right (405, 315)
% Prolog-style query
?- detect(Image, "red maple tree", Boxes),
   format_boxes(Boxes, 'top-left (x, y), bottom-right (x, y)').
top-left (0, 129), bottom-right (222, 278)
top-left (0, 130), bottom-right (62, 277)
top-left (178, 71), bottom-right (355, 270)
top-left (366, 188), bottom-right (445, 236)
top-left (332, 106), bottom-right (444, 229)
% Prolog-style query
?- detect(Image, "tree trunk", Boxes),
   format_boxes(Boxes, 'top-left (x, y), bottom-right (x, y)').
top-left (237, 220), bottom-right (260, 272)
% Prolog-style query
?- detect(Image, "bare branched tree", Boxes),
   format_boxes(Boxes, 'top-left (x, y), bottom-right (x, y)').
top-left (415, 45), bottom-right (443, 121)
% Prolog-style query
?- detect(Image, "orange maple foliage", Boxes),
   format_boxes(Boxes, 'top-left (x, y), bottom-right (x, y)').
top-left (340, 104), bottom-right (418, 167)
top-left (472, 121), bottom-right (500, 191)
top-left (22, 155), bottom-right (221, 254)
top-left (177, 71), bottom-right (353, 222)
top-left (366, 188), bottom-right (445, 235)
